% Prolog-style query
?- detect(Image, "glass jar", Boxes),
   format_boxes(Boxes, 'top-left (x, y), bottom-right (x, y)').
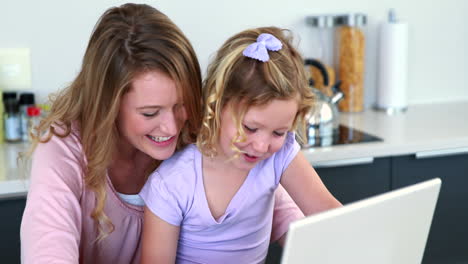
top-left (306, 15), bottom-right (336, 97)
top-left (306, 15), bottom-right (336, 67)
top-left (335, 13), bottom-right (367, 112)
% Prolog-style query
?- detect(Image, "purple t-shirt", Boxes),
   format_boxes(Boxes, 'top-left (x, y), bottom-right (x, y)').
top-left (140, 132), bottom-right (300, 263)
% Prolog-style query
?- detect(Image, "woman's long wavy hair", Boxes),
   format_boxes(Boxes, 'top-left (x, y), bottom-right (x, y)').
top-left (24, 3), bottom-right (202, 240)
top-left (197, 27), bottom-right (314, 157)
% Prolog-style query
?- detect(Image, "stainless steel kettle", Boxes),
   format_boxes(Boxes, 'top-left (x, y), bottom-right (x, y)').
top-left (303, 59), bottom-right (344, 147)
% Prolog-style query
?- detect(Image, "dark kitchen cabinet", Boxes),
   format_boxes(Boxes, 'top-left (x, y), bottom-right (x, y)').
top-left (315, 157), bottom-right (392, 204)
top-left (392, 152), bottom-right (468, 264)
top-left (0, 197), bottom-right (26, 264)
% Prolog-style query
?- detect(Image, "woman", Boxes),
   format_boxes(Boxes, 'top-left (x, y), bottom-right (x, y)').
top-left (20, 3), bottom-right (303, 264)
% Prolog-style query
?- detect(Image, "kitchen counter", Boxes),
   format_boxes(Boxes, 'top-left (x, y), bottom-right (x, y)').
top-left (304, 101), bottom-right (468, 166)
top-left (0, 142), bottom-right (30, 199)
top-left (1, 101), bottom-right (468, 198)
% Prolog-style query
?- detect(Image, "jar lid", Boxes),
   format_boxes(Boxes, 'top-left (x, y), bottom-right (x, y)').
top-left (2, 91), bottom-right (17, 102)
top-left (19, 92), bottom-right (35, 105)
top-left (335, 13), bottom-right (367, 26)
top-left (306, 15), bottom-right (335, 28)
top-left (4, 98), bottom-right (19, 113)
top-left (27, 106), bottom-right (41, 117)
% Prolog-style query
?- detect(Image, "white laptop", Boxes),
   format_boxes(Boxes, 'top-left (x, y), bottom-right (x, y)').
top-left (281, 178), bottom-right (441, 264)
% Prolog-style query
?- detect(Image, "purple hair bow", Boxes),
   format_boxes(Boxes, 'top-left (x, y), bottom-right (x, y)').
top-left (242, 33), bottom-right (282, 62)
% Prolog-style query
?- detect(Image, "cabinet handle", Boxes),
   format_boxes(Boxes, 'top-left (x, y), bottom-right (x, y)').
top-left (415, 147), bottom-right (468, 159)
top-left (313, 157), bottom-right (374, 168)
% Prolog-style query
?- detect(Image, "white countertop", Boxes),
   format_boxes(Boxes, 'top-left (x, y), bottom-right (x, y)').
top-left (0, 142), bottom-right (30, 199)
top-left (2, 101), bottom-right (468, 198)
top-left (303, 101), bottom-right (468, 165)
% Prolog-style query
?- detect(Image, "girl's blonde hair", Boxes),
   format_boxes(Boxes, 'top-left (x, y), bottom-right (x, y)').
top-left (25, 3), bottom-right (202, 240)
top-left (197, 27), bottom-right (314, 157)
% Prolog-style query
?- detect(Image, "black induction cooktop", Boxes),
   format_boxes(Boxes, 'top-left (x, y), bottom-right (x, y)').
top-left (305, 125), bottom-right (383, 148)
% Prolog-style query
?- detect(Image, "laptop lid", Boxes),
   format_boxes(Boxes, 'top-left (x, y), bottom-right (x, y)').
top-left (281, 178), bottom-right (441, 264)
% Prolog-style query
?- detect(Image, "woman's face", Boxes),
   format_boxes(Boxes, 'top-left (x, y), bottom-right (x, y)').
top-left (117, 70), bottom-right (187, 160)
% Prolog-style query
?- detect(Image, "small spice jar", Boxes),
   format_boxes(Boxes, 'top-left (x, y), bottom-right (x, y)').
top-left (18, 92), bottom-right (35, 141)
top-left (26, 106), bottom-right (41, 142)
top-left (334, 13), bottom-right (367, 112)
top-left (3, 99), bottom-right (21, 142)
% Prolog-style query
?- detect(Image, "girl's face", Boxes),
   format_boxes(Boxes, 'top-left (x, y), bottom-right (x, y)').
top-left (218, 98), bottom-right (298, 172)
top-left (117, 70), bottom-right (187, 160)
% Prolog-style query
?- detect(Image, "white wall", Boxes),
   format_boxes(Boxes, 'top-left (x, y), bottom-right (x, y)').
top-left (1, 0), bottom-right (467, 107)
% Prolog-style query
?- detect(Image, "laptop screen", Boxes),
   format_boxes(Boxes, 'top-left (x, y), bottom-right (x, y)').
top-left (281, 178), bottom-right (441, 264)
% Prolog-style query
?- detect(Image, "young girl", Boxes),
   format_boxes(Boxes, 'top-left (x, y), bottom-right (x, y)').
top-left (140, 27), bottom-right (341, 263)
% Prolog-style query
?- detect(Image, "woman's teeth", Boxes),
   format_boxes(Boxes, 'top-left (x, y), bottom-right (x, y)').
top-left (148, 135), bottom-right (172, 142)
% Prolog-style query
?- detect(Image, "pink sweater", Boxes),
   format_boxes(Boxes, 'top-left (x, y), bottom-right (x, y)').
top-left (20, 126), bottom-right (304, 263)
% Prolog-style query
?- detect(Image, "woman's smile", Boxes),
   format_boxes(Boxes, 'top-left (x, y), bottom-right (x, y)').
top-left (146, 135), bottom-right (176, 146)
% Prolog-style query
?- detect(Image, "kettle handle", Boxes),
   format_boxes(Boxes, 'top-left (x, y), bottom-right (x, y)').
top-left (304, 58), bottom-right (329, 87)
